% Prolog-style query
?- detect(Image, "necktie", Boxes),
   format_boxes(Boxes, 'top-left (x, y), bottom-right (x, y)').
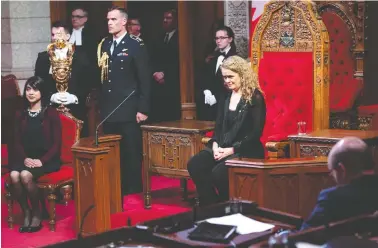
top-left (164, 33), bottom-right (169, 44)
top-left (111, 40), bottom-right (117, 55)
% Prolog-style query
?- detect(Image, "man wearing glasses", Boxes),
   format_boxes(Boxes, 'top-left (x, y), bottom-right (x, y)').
top-left (69, 7), bottom-right (96, 58)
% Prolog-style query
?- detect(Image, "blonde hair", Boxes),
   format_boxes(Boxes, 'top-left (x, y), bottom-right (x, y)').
top-left (220, 55), bottom-right (263, 103)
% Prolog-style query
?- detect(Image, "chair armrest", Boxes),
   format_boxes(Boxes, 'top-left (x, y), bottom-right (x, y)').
top-left (266, 141), bottom-right (290, 158)
top-left (201, 137), bottom-right (211, 145)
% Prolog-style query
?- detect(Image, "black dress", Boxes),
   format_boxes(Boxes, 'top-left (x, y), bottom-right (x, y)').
top-left (12, 112), bottom-right (60, 179)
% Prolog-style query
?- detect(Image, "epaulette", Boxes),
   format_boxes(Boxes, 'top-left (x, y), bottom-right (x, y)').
top-left (130, 35), bottom-right (144, 46)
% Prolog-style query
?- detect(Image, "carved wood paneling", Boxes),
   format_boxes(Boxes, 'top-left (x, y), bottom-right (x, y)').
top-left (300, 172), bottom-right (334, 218)
top-left (234, 173), bottom-right (259, 201)
top-left (148, 133), bottom-right (193, 170)
top-left (266, 174), bottom-right (300, 214)
top-left (300, 145), bottom-right (332, 157)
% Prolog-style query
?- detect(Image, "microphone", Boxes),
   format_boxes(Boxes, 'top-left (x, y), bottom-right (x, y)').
top-left (95, 90), bottom-right (135, 146)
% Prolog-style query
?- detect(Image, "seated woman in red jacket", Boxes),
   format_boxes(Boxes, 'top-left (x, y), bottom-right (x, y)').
top-left (9, 76), bottom-right (62, 233)
top-left (188, 56), bottom-right (266, 206)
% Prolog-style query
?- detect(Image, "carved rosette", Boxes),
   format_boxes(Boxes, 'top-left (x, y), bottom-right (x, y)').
top-left (300, 145), bottom-right (331, 157)
top-left (224, 0), bottom-right (250, 58)
top-left (251, 0), bottom-right (330, 130)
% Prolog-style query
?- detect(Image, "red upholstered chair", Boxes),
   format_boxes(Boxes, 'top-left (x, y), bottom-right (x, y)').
top-left (5, 111), bottom-right (83, 231)
top-left (1, 75), bottom-right (22, 174)
top-left (251, 0), bottom-right (330, 157)
top-left (318, 2), bottom-right (365, 129)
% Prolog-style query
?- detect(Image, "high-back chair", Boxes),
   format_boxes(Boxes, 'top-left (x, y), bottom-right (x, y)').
top-left (251, 0), bottom-right (330, 157)
top-left (5, 110), bottom-right (83, 231)
top-left (1, 75), bottom-right (21, 173)
top-left (318, 2), bottom-right (365, 129)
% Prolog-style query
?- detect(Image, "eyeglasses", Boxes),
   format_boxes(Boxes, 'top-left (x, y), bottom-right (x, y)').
top-left (214, 36), bottom-right (230, 41)
top-left (71, 15), bottom-right (86, 19)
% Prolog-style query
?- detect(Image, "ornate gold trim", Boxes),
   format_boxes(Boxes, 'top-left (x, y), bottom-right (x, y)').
top-left (251, 0), bottom-right (330, 131)
top-left (57, 109), bottom-right (83, 142)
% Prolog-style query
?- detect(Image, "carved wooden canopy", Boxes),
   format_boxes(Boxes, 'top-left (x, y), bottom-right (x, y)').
top-left (251, 0), bottom-right (330, 131)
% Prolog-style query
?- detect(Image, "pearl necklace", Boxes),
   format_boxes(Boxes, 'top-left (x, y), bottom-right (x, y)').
top-left (28, 108), bottom-right (41, 117)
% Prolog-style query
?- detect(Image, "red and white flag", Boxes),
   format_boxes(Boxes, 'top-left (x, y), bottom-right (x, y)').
top-left (251, 0), bottom-right (267, 37)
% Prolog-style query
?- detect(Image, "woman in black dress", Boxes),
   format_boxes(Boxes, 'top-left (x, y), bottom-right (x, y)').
top-left (9, 76), bottom-right (62, 233)
top-left (188, 56), bottom-right (266, 206)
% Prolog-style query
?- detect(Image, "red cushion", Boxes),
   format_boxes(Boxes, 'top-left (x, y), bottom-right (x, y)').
top-left (322, 12), bottom-right (363, 112)
top-left (205, 131), bottom-right (214, 138)
top-left (259, 52), bottom-right (314, 146)
top-left (37, 165), bottom-right (73, 184)
top-left (59, 114), bottom-right (77, 164)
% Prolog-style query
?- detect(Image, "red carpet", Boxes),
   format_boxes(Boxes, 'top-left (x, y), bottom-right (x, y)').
top-left (1, 176), bottom-right (195, 248)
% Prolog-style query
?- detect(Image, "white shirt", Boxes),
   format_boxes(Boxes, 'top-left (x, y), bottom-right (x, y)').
top-left (164, 29), bottom-right (176, 43)
top-left (69, 27), bottom-right (83, 46)
top-left (215, 45), bottom-right (231, 73)
top-left (110, 31), bottom-right (127, 55)
top-left (49, 47), bottom-right (69, 74)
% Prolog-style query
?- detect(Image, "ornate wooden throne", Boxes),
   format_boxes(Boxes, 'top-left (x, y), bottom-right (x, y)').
top-left (251, 0), bottom-right (330, 157)
top-left (318, 1), bottom-right (378, 130)
top-left (318, 1), bottom-right (364, 129)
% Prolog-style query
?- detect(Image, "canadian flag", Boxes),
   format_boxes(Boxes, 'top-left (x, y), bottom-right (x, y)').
top-left (250, 0), bottom-right (268, 54)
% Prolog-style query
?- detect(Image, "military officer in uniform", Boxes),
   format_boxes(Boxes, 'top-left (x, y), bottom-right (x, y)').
top-left (98, 6), bottom-right (151, 195)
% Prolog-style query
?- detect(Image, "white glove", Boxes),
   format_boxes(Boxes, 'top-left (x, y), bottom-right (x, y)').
top-left (207, 94), bottom-right (217, 106)
top-left (203, 89), bottom-right (217, 106)
top-left (50, 92), bottom-right (78, 105)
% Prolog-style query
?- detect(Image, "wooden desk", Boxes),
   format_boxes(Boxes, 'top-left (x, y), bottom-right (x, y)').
top-left (226, 157), bottom-right (334, 218)
top-left (141, 120), bottom-right (214, 209)
top-left (137, 201), bottom-right (302, 247)
top-left (288, 129), bottom-right (378, 173)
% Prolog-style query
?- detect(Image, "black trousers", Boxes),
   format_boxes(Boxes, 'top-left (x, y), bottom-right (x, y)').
top-left (103, 121), bottom-right (143, 194)
top-left (187, 149), bottom-right (238, 205)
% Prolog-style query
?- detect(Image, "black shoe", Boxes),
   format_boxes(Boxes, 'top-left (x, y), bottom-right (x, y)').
top-left (28, 223), bottom-right (43, 233)
top-left (19, 225), bottom-right (30, 233)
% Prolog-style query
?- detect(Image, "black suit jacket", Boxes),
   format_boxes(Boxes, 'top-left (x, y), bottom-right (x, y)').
top-left (34, 49), bottom-right (93, 103)
top-left (203, 47), bottom-right (237, 101)
top-left (74, 26), bottom-right (98, 64)
top-left (209, 89), bottom-right (266, 158)
top-left (99, 34), bottom-right (151, 122)
top-left (301, 174), bottom-right (378, 230)
top-left (150, 30), bottom-right (181, 121)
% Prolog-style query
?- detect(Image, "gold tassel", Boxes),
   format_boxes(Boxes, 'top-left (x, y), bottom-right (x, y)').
top-left (97, 38), bottom-right (109, 84)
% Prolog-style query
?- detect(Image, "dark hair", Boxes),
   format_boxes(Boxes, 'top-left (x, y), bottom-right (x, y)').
top-left (127, 18), bottom-right (141, 28)
top-left (22, 76), bottom-right (49, 112)
top-left (108, 6), bottom-right (128, 19)
top-left (215, 25), bottom-right (237, 52)
top-left (164, 9), bottom-right (177, 20)
top-left (71, 7), bottom-right (88, 17)
top-left (51, 21), bottom-right (70, 34)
